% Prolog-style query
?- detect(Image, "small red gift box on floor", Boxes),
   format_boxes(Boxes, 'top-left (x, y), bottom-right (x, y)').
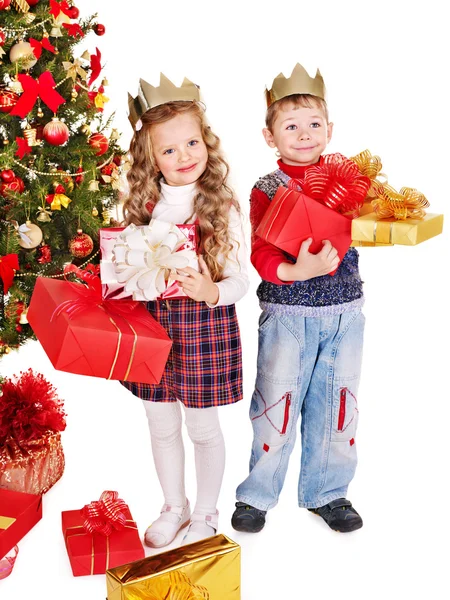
top-left (62, 491), bottom-right (144, 577)
top-left (256, 186), bottom-right (353, 271)
top-left (28, 267), bottom-right (172, 384)
top-left (0, 489), bottom-right (42, 560)
top-left (100, 222), bottom-right (198, 301)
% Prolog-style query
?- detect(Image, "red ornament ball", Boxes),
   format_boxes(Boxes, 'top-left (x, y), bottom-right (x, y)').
top-left (0, 176), bottom-right (25, 197)
top-left (69, 229), bottom-right (94, 258)
top-left (43, 118), bottom-right (70, 146)
top-left (0, 29), bottom-right (5, 45)
top-left (0, 89), bottom-right (19, 113)
top-left (1, 169), bottom-right (15, 183)
top-left (67, 5), bottom-right (79, 18)
top-left (26, 0), bottom-right (40, 5)
top-left (94, 23), bottom-right (105, 35)
top-left (89, 133), bottom-right (109, 156)
top-left (0, 0), bottom-right (11, 10)
top-left (75, 166), bottom-right (84, 185)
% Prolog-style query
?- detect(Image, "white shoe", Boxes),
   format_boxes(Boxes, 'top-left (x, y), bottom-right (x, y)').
top-left (182, 510), bottom-right (219, 545)
top-left (144, 500), bottom-right (191, 548)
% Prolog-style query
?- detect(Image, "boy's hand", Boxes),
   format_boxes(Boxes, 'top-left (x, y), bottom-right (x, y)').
top-left (277, 238), bottom-right (340, 282)
top-left (173, 256), bottom-right (220, 304)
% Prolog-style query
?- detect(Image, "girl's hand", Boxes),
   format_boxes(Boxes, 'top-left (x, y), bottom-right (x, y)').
top-left (173, 256), bottom-right (219, 305)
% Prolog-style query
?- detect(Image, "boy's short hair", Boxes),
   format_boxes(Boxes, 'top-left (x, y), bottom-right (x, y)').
top-left (265, 93), bottom-right (329, 131)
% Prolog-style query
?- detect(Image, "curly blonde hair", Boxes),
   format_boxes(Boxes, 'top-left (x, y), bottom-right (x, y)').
top-left (122, 101), bottom-right (239, 282)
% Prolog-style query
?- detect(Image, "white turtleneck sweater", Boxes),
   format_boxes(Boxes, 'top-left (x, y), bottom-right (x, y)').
top-left (151, 180), bottom-right (249, 307)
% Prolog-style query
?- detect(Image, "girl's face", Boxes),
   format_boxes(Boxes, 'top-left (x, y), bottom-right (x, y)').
top-left (150, 112), bottom-right (208, 186)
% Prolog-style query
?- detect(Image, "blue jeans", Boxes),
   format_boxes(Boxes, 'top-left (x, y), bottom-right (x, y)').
top-left (236, 309), bottom-right (365, 510)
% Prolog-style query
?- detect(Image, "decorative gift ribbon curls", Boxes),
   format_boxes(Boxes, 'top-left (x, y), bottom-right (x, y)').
top-left (350, 150), bottom-right (430, 220)
top-left (82, 490), bottom-right (128, 537)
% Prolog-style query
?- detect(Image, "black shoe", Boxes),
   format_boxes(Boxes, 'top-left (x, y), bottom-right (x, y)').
top-left (231, 502), bottom-right (267, 533)
top-left (308, 498), bottom-right (363, 532)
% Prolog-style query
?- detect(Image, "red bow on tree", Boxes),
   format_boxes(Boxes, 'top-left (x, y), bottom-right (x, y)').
top-left (88, 47), bottom-right (101, 87)
top-left (82, 491), bottom-right (128, 536)
top-left (0, 254), bottom-right (19, 294)
top-left (49, 0), bottom-right (72, 18)
top-left (30, 37), bottom-right (57, 59)
top-left (15, 137), bottom-right (32, 160)
top-left (301, 153), bottom-right (372, 218)
top-left (9, 72), bottom-right (66, 119)
top-left (62, 22), bottom-right (84, 38)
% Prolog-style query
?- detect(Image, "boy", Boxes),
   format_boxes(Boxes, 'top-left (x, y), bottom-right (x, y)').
top-left (232, 64), bottom-right (365, 533)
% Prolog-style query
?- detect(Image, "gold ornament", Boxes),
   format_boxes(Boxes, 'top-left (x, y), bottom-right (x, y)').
top-left (19, 308), bottom-right (29, 325)
top-left (92, 206), bottom-right (99, 217)
top-left (265, 63), bottom-right (326, 107)
top-left (36, 206), bottom-right (52, 222)
top-left (128, 74), bottom-right (200, 130)
top-left (9, 41), bottom-right (38, 70)
top-left (81, 50), bottom-right (90, 61)
top-left (24, 124), bottom-right (39, 146)
top-left (11, 0), bottom-right (30, 13)
top-left (102, 209), bottom-right (111, 225)
top-left (42, 31), bottom-right (49, 38)
top-left (4, 347), bottom-right (11, 355)
top-left (18, 221), bottom-right (43, 249)
top-left (71, 89), bottom-right (78, 99)
top-left (3, 138), bottom-right (9, 146)
top-left (79, 123), bottom-right (91, 136)
top-left (37, 107), bottom-right (44, 118)
top-left (88, 179), bottom-right (99, 192)
top-left (101, 78), bottom-right (109, 87)
top-left (110, 128), bottom-right (120, 141)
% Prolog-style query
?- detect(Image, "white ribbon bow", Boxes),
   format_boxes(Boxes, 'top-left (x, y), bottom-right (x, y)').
top-left (112, 221), bottom-right (195, 301)
top-left (18, 222), bottom-right (32, 246)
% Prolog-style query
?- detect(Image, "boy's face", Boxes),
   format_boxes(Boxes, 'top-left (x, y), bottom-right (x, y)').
top-left (263, 102), bottom-right (333, 166)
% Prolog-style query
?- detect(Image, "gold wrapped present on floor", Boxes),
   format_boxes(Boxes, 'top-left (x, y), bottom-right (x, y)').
top-left (106, 534), bottom-right (240, 600)
top-left (352, 212), bottom-right (444, 246)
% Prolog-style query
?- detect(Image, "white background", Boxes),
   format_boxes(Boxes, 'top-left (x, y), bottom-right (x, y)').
top-left (1, 0), bottom-right (449, 598)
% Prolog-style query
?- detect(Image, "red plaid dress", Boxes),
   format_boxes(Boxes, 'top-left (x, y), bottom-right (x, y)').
top-left (121, 298), bottom-right (243, 408)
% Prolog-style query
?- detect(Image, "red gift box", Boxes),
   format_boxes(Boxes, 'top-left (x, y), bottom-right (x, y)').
top-left (0, 489), bottom-right (42, 559)
top-left (28, 273), bottom-right (172, 384)
top-left (62, 501), bottom-right (144, 577)
top-left (256, 186), bottom-right (352, 273)
top-left (100, 222), bottom-right (198, 301)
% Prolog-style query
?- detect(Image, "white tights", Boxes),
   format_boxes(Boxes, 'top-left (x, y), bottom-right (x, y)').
top-left (143, 400), bottom-right (225, 519)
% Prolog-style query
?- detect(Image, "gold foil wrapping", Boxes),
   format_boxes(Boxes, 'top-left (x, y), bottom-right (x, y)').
top-left (0, 432), bottom-right (65, 495)
top-left (106, 534), bottom-right (240, 600)
top-left (351, 212), bottom-right (444, 246)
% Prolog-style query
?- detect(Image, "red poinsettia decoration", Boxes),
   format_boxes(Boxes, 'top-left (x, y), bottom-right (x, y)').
top-left (0, 369), bottom-right (66, 445)
top-left (301, 153), bottom-right (371, 218)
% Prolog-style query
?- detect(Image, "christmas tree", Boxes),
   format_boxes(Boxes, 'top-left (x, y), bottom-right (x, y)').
top-left (0, 0), bottom-right (124, 357)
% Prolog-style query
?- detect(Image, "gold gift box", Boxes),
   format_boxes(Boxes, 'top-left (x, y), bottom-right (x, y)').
top-left (351, 212), bottom-right (444, 246)
top-left (106, 534), bottom-right (240, 600)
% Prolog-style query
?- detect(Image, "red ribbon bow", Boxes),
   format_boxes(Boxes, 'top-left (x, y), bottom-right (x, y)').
top-left (0, 254), bottom-right (19, 294)
top-left (30, 37), bottom-right (57, 59)
top-left (88, 47), bottom-right (101, 87)
top-left (301, 153), bottom-right (372, 218)
top-left (82, 491), bottom-right (128, 536)
top-left (15, 137), bottom-right (32, 160)
top-left (51, 265), bottom-right (162, 332)
top-left (62, 22), bottom-right (84, 38)
top-left (9, 72), bottom-right (66, 119)
top-left (49, 0), bottom-right (72, 18)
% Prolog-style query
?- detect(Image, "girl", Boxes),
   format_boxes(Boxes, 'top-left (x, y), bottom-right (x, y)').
top-left (121, 78), bottom-right (249, 547)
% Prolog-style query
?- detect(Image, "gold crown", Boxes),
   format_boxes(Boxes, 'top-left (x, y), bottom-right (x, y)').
top-left (128, 74), bottom-right (200, 129)
top-left (265, 63), bottom-right (326, 107)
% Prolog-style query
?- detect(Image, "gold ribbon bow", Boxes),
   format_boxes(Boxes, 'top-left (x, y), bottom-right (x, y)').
top-left (371, 184), bottom-right (429, 220)
top-left (94, 91), bottom-right (109, 110)
top-left (50, 193), bottom-right (71, 210)
top-left (126, 571), bottom-right (209, 600)
top-left (350, 149), bottom-right (388, 199)
top-left (101, 170), bottom-right (120, 190)
top-left (62, 58), bottom-right (87, 82)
